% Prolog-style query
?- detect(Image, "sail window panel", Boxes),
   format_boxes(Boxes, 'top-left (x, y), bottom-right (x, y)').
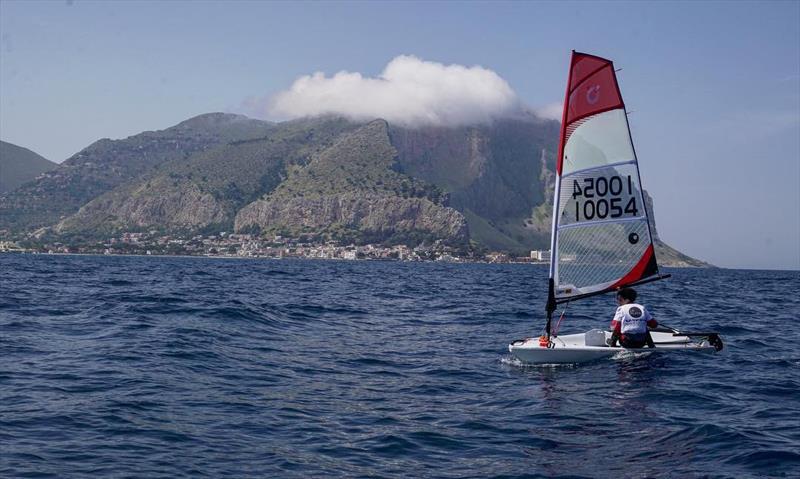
top-left (562, 109), bottom-right (634, 176)
top-left (557, 162), bottom-right (644, 227)
top-left (555, 219), bottom-right (651, 298)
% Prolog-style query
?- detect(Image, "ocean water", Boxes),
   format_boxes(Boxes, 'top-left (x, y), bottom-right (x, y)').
top-left (1, 254), bottom-right (798, 478)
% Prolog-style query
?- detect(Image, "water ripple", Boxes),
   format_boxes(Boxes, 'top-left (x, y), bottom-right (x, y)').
top-left (1, 254), bottom-right (798, 478)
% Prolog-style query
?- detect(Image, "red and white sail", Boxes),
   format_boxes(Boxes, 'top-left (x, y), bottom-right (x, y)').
top-left (549, 51), bottom-right (659, 300)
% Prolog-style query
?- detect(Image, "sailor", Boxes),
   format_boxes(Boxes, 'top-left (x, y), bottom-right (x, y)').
top-left (607, 287), bottom-right (658, 348)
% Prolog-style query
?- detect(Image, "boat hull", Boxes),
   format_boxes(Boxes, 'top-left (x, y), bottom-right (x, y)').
top-left (508, 331), bottom-right (718, 365)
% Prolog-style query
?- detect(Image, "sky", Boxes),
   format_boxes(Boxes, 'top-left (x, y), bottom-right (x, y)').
top-left (1, 0), bottom-right (798, 270)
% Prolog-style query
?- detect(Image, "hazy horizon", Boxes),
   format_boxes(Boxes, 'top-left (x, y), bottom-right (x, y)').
top-left (1, 1), bottom-right (798, 270)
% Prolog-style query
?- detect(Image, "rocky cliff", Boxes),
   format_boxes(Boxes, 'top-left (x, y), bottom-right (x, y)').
top-left (235, 120), bottom-right (468, 245)
top-left (236, 193), bottom-right (467, 245)
top-left (389, 116), bottom-right (560, 252)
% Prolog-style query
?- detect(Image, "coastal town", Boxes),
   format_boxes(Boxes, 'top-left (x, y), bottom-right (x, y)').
top-left (0, 232), bottom-right (552, 264)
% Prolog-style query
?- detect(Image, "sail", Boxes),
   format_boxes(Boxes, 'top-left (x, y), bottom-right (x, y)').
top-left (549, 52), bottom-right (659, 301)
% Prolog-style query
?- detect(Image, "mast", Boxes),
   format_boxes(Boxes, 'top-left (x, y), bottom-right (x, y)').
top-left (545, 50), bottom-right (577, 338)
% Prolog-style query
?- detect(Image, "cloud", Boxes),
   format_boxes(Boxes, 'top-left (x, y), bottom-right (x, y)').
top-left (261, 55), bottom-right (526, 127)
top-left (534, 102), bottom-right (563, 121)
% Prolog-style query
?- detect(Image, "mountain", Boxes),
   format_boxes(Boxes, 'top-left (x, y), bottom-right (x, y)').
top-left (0, 113), bottom-right (274, 235)
top-left (0, 141), bottom-right (57, 194)
top-left (389, 117), bottom-right (560, 252)
top-left (2, 112), bottom-right (708, 265)
top-left (55, 115), bottom-right (551, 248)
top-left (54, 116), bottom-right (362, 240)
top-left (235, 120), bottom-right (467, 245)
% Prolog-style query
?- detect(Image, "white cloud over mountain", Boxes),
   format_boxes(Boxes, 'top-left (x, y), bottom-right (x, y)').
top-left (262, 55), bottom-right (528, 127)
top-left (534, 102), bottom-right (563, 121)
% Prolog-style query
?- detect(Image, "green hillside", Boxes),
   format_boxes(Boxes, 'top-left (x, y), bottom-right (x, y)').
top-left (0, 113), bottom-right (274, 235)
top-left (0, 141), bottom-right (57, 194)
top-left (55, 116), bottom-right (359, 240)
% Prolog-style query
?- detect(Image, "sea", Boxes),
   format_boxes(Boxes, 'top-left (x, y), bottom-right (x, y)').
top-left (1, 254), bottom-right (798, 478)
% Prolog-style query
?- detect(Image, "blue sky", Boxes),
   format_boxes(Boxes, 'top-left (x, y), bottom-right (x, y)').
top-left (1, 0), bottom-right (798, 270)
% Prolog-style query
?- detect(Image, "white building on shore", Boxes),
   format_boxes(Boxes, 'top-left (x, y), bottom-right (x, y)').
top-left (530, 250), bottom-right (550, 261)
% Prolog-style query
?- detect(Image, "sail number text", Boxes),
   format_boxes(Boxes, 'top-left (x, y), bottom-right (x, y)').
top-left (571, 175), bottom-right (638, 221)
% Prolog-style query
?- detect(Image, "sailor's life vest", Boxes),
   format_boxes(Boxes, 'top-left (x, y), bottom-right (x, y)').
top-left (611, 303), bottom-right (657, 335)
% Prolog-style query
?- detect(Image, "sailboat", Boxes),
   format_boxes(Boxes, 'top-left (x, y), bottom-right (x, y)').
top-left (509, 51), bottom-right (723, 364)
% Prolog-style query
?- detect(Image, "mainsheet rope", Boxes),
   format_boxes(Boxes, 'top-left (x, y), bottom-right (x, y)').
top-left (551, 300), bottom-right (570, 337)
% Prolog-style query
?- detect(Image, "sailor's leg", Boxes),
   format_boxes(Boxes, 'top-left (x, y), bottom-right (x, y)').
top-left (646, 331), bottom-right (655, 348)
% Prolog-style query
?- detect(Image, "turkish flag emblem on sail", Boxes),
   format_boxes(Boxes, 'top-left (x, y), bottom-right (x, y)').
top-left (565, 55), bottom-right (624, 126)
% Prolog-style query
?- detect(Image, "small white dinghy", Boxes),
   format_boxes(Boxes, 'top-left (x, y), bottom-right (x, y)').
top-left (508, 51), bottom-right (723, 365)
top-left (509, 329), bottom-right (723, 365)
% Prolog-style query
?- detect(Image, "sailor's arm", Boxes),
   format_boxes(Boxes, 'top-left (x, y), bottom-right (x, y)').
top-left (645, 309), bottom-right (658, 329)
top-left (610, 308), bottom-right (623, 334)
top-left (608, 308), bottom-right (623, 347)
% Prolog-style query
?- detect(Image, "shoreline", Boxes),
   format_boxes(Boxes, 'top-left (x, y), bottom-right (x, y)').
top-left (0, 249), bottom-right (549, 265)
top-left (0, 250), bottom-right (714, 268)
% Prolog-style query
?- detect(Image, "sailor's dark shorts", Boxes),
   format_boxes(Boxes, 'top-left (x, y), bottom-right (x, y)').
top-left (620, 333), bottom-right (647, 348)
